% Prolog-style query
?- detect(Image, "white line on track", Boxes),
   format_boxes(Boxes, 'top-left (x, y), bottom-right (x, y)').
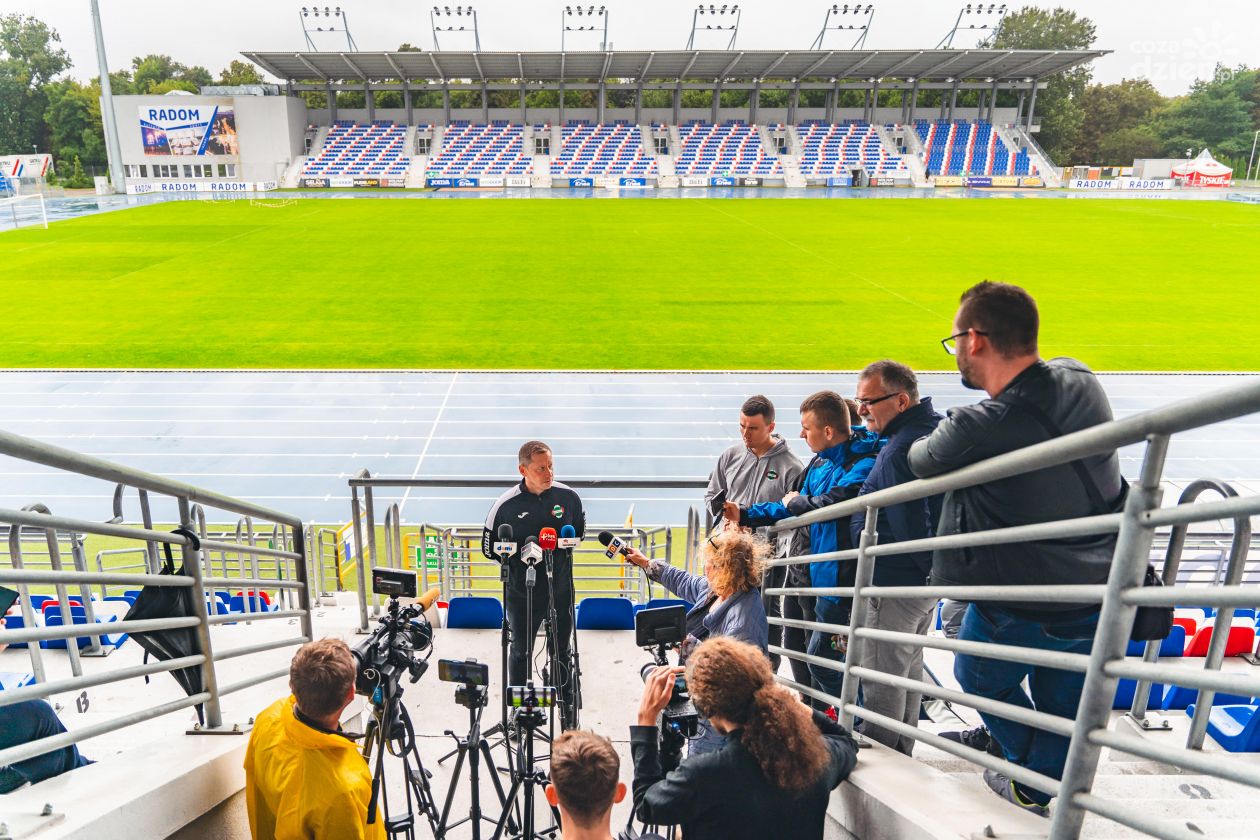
top-left (398, 373), bottom-right (458, 517)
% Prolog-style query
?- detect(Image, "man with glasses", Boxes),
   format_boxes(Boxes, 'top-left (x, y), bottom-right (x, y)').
top-left (846, 360), bottom-right (943, 755)
top-left (908, 281), bottom-right (1122, 817)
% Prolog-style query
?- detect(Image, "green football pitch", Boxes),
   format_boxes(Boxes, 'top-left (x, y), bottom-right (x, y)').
top-left (2, 196), bottom-right (1257, 370)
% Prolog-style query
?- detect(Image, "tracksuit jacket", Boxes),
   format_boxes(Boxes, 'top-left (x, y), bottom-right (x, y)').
top-left (740, 431), bottom-right (884, 603)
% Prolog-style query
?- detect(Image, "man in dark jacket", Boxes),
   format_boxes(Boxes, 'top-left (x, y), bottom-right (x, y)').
top-left (482, 441), bottom-right (587, 728)
top-left (907, 281), bottom-right (1122, 817)
top-left (847, 360), bottom-right (943, 755)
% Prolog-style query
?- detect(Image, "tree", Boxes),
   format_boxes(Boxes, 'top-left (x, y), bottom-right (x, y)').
top-left (1075, 78), bottom-right (1165, 163)
top-left (43, 79), bottom-right (107, 169)
top-left (217, 60), bottom-right (263, 86)
top-left (1152, 73), bottom-right (1254, 159)
top-left (131, 54), bottom-right (212, 94)
top-left (991, 6), bottom-right (1098, 165)
top-left (0, 14), bottom-right (70, 154)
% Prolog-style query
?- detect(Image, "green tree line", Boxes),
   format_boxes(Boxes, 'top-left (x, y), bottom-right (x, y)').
top-left (3, 8), bottom-right (1258, 178)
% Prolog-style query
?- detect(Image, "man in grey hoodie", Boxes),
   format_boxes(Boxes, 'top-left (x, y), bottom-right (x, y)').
top-left (703, 395), bottom-right (804, 672)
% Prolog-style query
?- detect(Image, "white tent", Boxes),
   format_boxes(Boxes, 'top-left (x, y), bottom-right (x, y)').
top-left (1171, 149), bottom-right (1233, 187)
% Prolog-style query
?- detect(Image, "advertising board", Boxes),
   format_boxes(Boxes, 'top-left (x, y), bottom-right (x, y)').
top-left (139, 102), bottom-right (239, 157)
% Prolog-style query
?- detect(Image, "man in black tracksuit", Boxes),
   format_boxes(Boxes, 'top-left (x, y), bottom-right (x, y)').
top-left (482, 440), bottom-right (585, 727)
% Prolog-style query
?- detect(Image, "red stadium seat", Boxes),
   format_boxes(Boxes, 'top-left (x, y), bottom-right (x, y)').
top-left (1184, 625), bottom-right (1256, 657)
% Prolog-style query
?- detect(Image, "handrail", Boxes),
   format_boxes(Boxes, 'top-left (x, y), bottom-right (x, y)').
top-left (754, 377), bottom-right (1260, 840)
top-left (0, 430), bottom-right (314, 779)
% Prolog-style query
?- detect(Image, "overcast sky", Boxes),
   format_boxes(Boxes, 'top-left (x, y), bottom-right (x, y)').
top-left (7, 1), bottom-right (1257, 95)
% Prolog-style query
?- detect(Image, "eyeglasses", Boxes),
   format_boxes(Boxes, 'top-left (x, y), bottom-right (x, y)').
top-left (854, 392), bottom-right (902, 409)
top-left (941, 329), bottom-right (988, 356)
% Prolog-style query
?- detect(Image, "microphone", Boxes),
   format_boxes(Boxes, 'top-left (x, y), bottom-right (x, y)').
top-left (539, 527), bottom-right (558, 552)
top-left (520, 536), bottom-right (543, 566)
top-left (493, 523), bottom-right (517, 558)
top-left (558, 523), bottom-right (580, 550)
top-left (416, 586), bottom-right (442, 611)
top-left (598, 530), bottom-right (629, 560)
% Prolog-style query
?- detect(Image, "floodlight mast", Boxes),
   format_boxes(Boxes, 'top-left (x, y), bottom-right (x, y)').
top-left (299, 5), bottom-right (359, 52)
top-left (90, 0), bottom-right (125, 193)
top-left (685, 4), bottom-right (741, 51)
top-left (937, 3), bottom-right (1007, 49)
top-left (431, 5), bottom-right (482, 52)
top-left (561, 6), bottom-right (609, 52)
top-left (810, 4), bottom-right (875, 51)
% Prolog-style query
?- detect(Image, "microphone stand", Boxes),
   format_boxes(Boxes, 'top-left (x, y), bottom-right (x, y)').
top-left (543, 547), bottom-right (562, 735)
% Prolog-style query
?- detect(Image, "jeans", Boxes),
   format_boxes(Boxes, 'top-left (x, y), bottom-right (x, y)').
top-left (687, 717), bottom-right (727, 757)
top-left (782, 593), bottom-right (816, 688)
top-left (954, 604), bottom-right (1098, 807)
top-left (0, 700), bottom-right (92, 793)
top-left (807, 597), bottom-right (850, 710)
top-left (853, 595), bottom-right (938, 755)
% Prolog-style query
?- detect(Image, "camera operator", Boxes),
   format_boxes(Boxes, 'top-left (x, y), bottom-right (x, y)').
top-left (632, 637), bottom-right (858, 840)
top-left (623, 531), bottom-right (768, 755)
top-left (544, 730), bottom-right (628, 840)
top-left (482, 440), bottom-right (586, 727)
top-left (245, 638), bottom-right (385, 840)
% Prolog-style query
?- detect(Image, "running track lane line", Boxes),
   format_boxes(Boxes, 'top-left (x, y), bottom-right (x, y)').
top-left (398, 372), bottom-right (459, 518)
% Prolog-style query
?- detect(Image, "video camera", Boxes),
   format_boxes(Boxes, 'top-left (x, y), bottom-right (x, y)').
top-left (635, 606), bottom-right (699, 771)
top-left (351, 568), bottom-right (434, 712)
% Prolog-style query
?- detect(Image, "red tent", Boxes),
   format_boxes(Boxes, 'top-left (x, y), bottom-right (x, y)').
top-left (1171, 149), bottom-right (1233, 187)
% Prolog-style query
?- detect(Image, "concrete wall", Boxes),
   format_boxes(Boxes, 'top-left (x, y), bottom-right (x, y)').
top-left (304, 107), bottom-right (1020, 127)
top-left (112, 94), bottom-right (308, 183)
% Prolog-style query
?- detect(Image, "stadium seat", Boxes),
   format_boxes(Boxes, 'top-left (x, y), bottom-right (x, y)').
top-left (576, 597), bottom-right (636, 630)
top-left (1126, 625), bottom-right (1186, 657)
top-left (796, 121), bottom-right (906, 179)
top-left (1188, 703), bottom-right (1260, 752)
top-left (550, 124), bottom-right (657, 178)
top-left (43, 606), bottom-right (127, 650)
top-left (27, 595), bottom-right (53, 611)
top-left (445, 596), bottom-right (504, 629)
top-left (2, 613), bottom-right (30, 648)
top-left (674, 123), bottom-right (782, 177)
top-left (1184, 625), bottom-right (1256, 657)
top-left (643, 598), bottom-right (694, 612)
top-left (1163, 685), bottom-right (1253, 711)
top-left (427, 124), bottom-right (533, 178)
top-left (1113, 678), bottom-right (1163, 710)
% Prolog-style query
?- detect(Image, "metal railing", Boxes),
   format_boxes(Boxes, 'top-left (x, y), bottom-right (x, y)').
top-left (344, 473), bottom-right (703, 631)
top-left (0, 428), bottom-right (314, 771)
top-left (763, 378), bottom-right (1260, 840)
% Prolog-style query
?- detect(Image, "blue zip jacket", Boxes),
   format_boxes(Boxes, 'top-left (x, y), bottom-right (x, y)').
top-left (742, 431), bottom-right (884, 604)
top-left (848, 398), bottom-right (945, 587)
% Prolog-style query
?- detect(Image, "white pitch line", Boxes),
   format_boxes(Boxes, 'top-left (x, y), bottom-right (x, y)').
top-left (397, 373), bottom-right (459, 517)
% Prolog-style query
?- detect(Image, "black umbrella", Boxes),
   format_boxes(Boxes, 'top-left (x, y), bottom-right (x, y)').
top-left (123, 528), bottom-right (206, 723)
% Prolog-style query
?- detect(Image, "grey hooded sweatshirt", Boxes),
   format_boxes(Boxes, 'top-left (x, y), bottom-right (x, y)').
top-left (704, 435), bottom-right (804, 518)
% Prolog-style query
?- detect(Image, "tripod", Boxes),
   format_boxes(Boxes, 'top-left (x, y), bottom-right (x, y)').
top-left (437, 680), bottom-right (515, 840)
top-left (363, 680), bottom-right (441, 840)
top-left (492, 702), bottom-right (561, 840)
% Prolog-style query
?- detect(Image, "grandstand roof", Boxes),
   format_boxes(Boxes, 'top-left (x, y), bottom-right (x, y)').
top-left (242, 48), bottom-right (1108, 85)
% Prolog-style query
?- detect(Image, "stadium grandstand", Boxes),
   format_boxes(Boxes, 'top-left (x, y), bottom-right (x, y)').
top-left (105, 48), bottom-right (1105, 195)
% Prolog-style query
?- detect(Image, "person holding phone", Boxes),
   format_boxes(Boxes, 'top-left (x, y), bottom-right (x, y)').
top-left (702, 395), bottom-right (803, 674)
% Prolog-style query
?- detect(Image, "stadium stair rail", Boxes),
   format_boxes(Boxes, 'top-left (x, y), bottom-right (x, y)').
top-left (764, 378), bottom-right (1260, 840)
top-left (0, 429), bottom-right (315, 839)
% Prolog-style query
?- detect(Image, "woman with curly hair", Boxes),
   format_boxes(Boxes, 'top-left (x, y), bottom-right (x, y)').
top-left (624, 531), bottom-right (769, 754)
top-left (632, 636), bottom-right (858, 840)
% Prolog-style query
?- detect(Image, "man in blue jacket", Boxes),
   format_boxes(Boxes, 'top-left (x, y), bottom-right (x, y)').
top-left (848, 360), bottom-right (944, 754)
top-left (725, 390), bottom-right (883, 710)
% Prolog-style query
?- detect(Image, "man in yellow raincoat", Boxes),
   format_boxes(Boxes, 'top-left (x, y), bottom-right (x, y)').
top-left (245, 637), bottom-right (385, 840)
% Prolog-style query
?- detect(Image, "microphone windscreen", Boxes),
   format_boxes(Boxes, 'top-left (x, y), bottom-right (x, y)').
top-left (497, 523), bottom-right (513, 540)
top-left (597, 530), bottom-right (615, 547)
top-left (524, 536), bottom-right (538, 544)
top-left (417, 586), bottom-right (442, 611)
top-left (539, 527), bottom-right (557, 550)
top-left (560, 524), bottom-right (576, 538)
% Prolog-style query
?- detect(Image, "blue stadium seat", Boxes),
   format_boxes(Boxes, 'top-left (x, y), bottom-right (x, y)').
top-left (43, 606), bottom-right (127, 650)
top-left (576, 597), bottom-right (636, 630)
top-left (1164, 685), bottom-right (1254, 711)
top-left (446, 596), bottom-right (504, 629)
top-left (1189, 703), bottom-right (1260, 752)
top-left (1125, 625), bottom-right (1186, 657)
top-left (0, 672), bottom-right (35, 691)
top-left (1114, 679), bottom-right (1163, 710)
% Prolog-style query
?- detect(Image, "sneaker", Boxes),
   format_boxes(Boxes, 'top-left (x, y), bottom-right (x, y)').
top-left (983, 769), bottom-right (1049, 818)
top-left (941, 724), bottom-right (1003, 757)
